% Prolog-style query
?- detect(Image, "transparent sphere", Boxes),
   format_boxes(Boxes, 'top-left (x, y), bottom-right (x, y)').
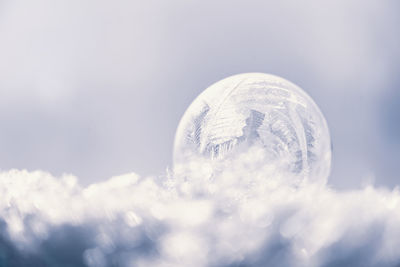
top-left (173, 73), bottom-right (331, 183)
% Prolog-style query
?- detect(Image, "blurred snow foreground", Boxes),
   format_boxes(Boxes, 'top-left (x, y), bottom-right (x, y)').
top-left (1, 158), bottom-right (400, 267)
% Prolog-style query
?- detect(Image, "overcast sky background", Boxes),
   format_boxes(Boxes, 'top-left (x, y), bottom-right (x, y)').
top-left (0, 0), bottom-right (399, 188)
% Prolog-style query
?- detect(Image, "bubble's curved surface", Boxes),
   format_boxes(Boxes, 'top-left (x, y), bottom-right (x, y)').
top-left (174, 73), bottom-right (331, 183)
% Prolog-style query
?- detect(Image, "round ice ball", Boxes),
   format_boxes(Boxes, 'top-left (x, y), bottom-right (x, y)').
top-left (173, 73), bottom-right (331, 183)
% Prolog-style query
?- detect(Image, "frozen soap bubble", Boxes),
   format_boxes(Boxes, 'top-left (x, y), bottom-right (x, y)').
top-left (173, 73), bottom-right (331, 184)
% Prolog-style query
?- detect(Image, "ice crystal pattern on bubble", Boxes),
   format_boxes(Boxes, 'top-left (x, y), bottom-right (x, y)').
top-left (173, 73), bottom-right (331, 183)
